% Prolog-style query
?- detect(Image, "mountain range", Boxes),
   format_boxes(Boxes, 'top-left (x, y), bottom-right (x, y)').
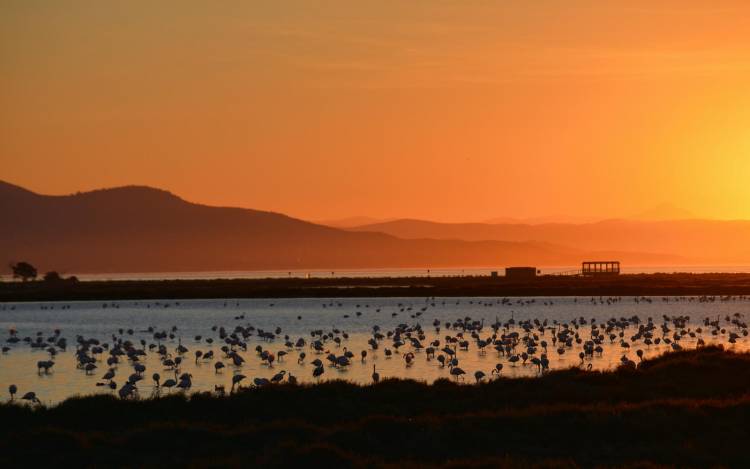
top-left (347, 217), bottom-right (750, 265)
top-left (0, 180), bottom-right (687, 274)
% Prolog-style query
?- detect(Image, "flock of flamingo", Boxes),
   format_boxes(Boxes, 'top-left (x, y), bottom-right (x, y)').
top-left (2, 295), bottom-right (749, 405)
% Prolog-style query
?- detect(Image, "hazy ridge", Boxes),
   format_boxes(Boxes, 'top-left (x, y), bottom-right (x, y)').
top-left (348, 217), bottom-right (750, 264)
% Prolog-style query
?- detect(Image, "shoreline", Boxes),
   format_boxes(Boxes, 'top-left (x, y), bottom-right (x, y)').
top-left (4, 272), bottom-right (750, 302)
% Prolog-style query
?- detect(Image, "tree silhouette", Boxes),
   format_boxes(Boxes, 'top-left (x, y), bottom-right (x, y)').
top-left (43, 271), bottom-right (62, 282)
top-left (11, 262), bottom-right (37, 282)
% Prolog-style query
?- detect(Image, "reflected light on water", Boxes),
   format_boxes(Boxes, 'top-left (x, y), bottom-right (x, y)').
top-left (1, 295), bottom-right (748, 405)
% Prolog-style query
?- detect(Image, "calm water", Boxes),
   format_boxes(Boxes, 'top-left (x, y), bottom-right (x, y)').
top-left (1, 296), bottom-right (748, 405)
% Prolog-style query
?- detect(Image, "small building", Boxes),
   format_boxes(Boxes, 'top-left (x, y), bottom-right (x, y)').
top-left (505, 266), bottom-right (537, 280)
top-left (581, 261), bottom-right (620, 276)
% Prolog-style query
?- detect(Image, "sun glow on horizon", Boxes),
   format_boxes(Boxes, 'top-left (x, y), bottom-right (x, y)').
top-left (2, 1), bottom-right (750, 221)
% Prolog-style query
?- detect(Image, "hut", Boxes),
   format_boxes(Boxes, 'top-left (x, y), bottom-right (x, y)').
top-left (505, 267), bottom-right (538, 280)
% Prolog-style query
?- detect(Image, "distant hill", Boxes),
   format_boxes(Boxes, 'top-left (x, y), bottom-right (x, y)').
top-left (0, 181), bottom-right (685, 274)
top-left (349, 218), bottom-right (750, 264)
top-left (314, 216), bottom-right (395, 228)
top-left (483, 215), bottom-right (603, 225)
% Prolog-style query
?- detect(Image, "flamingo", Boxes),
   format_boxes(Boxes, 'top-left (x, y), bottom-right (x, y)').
top-left (162, 377), bottom-right (177, 392)
top-left (118, 382), bottom-right (137, 399)
top-left (231, 374), bottom-right (246, 392)
top-left (450, 367), bottom-right (466, 381)
top-left (336, 355), bottom-right (351, 368)
top-left (21, 391), bottom-right (40, 405)
top-left (37, 360), bottom-right (54, 375)
top-left (271, 370), bottom-right (286, 383)
top-left (176, 373), bottom-right (192, 391)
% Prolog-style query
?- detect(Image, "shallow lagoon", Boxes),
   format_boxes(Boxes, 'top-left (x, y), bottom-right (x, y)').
top-left (1, 295), bottom-right (748, 404)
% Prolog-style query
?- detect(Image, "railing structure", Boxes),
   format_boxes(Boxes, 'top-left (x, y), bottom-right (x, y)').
top-left (581, 261), bottom-right (620, 276)
top-left (539, 262), bottom-right (622, 277)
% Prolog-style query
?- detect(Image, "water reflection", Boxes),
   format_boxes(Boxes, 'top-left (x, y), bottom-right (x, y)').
top-left (1, 296), bottom-right (748, 405)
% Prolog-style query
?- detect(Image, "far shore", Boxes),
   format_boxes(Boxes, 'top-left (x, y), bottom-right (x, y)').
top-left (4, 272), bottom-right (750, 302)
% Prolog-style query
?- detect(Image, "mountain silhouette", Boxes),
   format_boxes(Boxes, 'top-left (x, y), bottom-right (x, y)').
top-left (314, 216), bottom-right (395, 228)
top-left (0, 181), bottom-right (685, 274)
top-left (349, 217), bottom-right (750, 264)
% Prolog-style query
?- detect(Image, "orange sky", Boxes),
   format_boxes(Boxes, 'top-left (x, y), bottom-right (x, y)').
top-left (3, 1), bottom-right (750, 222)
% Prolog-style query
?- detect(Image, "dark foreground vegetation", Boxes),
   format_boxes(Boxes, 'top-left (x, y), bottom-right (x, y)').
top-left (5, 272), bottom-right (750, 302)
top-left (2, 347), bottom-right (750, 468)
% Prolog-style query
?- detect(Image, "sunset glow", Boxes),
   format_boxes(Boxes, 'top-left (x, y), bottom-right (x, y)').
top-left (3, 1), bottom-right (750, 221)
